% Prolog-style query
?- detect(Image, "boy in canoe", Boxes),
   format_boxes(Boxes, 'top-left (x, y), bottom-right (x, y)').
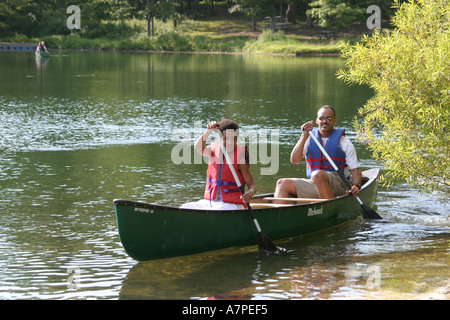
top-left (274, 105), bottom-right (362, 202)
top-left (180, 120), bottom-right (257, 210)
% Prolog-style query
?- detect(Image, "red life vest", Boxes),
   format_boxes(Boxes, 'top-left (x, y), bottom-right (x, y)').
top-left (204, 142), bottom-right (247, 205)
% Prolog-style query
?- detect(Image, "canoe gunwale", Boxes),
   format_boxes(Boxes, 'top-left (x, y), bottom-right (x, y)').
top-left (113, 168), bottom-right (380, 213)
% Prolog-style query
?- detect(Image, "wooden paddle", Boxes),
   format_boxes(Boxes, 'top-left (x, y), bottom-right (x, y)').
top-left (213, 130), bottom-right (280, 254)
top-left (307, 129), bottom-right (382, 220)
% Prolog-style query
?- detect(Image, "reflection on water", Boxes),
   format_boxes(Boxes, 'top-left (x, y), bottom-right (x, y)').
top-left (0, 51), bottom-right (448, 300)
top-left (119, 217), bottom-right (448, 300)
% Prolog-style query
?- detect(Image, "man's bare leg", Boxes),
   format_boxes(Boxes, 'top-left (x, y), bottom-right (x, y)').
top-left (273, 178), bottom-right (297, 204)
top-left (311, 170), bottom-right (333, 199)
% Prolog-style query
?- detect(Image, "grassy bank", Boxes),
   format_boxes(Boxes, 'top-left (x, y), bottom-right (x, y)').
top-left (3, 18), bottom-right (364, 55)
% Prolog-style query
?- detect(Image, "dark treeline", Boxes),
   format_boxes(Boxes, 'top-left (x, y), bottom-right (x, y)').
top-left (0, 0), bottom-right (399, 39)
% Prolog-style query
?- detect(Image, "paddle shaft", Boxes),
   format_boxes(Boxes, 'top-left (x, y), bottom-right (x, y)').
top-left (307, 129), bottom-right (355, 188)
top-left (213, 130), bottom-right (279, 252)
top-left (213, 132), bottom-right (259, 224)
top-left (307, 129), bottom-right (380, 213)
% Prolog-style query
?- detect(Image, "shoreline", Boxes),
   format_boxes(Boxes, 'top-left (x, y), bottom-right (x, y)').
top-left (89, 49), bottom-right (341, 57)
top-left (1, 43), bottom-right (342, 57)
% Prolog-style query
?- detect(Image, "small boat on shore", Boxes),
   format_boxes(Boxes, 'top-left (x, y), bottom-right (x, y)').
top-left (114, 168), bottom-right (380, 261)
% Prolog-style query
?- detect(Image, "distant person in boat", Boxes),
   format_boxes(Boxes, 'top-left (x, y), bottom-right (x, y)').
top-left (274, 105), bottom-right (362, 202)
top-left (36, 41), bottom-right (48, 53)
top-left (180, 119), bottom-right (257, 210)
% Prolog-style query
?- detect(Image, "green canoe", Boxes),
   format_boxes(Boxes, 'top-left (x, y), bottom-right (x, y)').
top-left (114, 168), bottom-right (380, 261)
top-left (35, 51), bottom-right (50, 60)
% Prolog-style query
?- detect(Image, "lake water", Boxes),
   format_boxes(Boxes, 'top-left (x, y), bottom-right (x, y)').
top-left (0, 50), bottom-right (448, 300)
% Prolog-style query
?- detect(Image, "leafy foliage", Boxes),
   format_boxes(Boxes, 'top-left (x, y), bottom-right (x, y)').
top-left (0, 0), bottom-right (401, 38)
top-left (337, 0), bottom-right (449, 194)
top-left (307, 0), bottom-right (364, 27)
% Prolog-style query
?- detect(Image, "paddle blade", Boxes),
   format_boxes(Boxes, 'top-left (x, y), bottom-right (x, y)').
top-left (257, 232), bottom-right (280, 254)
top-left (361, 204), bottom-right (383, 220)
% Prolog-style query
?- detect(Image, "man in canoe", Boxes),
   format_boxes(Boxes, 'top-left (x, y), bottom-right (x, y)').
top-left (274, 105), bottom-right (362, 202)
top-left (180, 119), bottom-right (257, 210)
top-left (35, 41), bottom-right (49, 53)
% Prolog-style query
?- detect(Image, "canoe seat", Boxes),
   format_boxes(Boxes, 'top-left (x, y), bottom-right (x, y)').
top-left (261, 197), bottom-right (325, 203)
top-left (250, 203), bottom-right (294, 208)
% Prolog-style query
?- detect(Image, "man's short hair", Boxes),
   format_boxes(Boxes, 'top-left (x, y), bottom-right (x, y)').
top-left (319, 105), bottom-right (336, 118)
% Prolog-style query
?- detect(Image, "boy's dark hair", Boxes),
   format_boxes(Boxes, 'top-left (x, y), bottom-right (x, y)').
top-left (217, 119), bottom-right (239, 132)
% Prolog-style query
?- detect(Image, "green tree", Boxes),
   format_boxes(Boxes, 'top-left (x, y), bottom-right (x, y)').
top-left (307, 0), bottom-right (363, 27)
top-left (78, 0), bottom-right (110, 37)
top-left (0, 0), bottom-right (33, 35)
top-left (138, 0), bottom-right (178, 36)
top-left (229, 0), bottom-right (270, 31)
top-left (229, 0), bottom-right (292, 32)
top-left (106, 0), bottom-right (134, 39)
top-left (337, 0), bottom-right (449, 195)
top-left (307, 0), bottom-right (394, 28)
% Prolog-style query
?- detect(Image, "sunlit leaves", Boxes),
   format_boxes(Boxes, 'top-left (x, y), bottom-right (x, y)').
top-left (338, 0), bottom-right (449, 195)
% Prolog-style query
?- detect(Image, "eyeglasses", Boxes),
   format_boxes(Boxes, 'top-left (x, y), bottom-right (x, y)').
top-left (318, 116), bottom-right (334, 122)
